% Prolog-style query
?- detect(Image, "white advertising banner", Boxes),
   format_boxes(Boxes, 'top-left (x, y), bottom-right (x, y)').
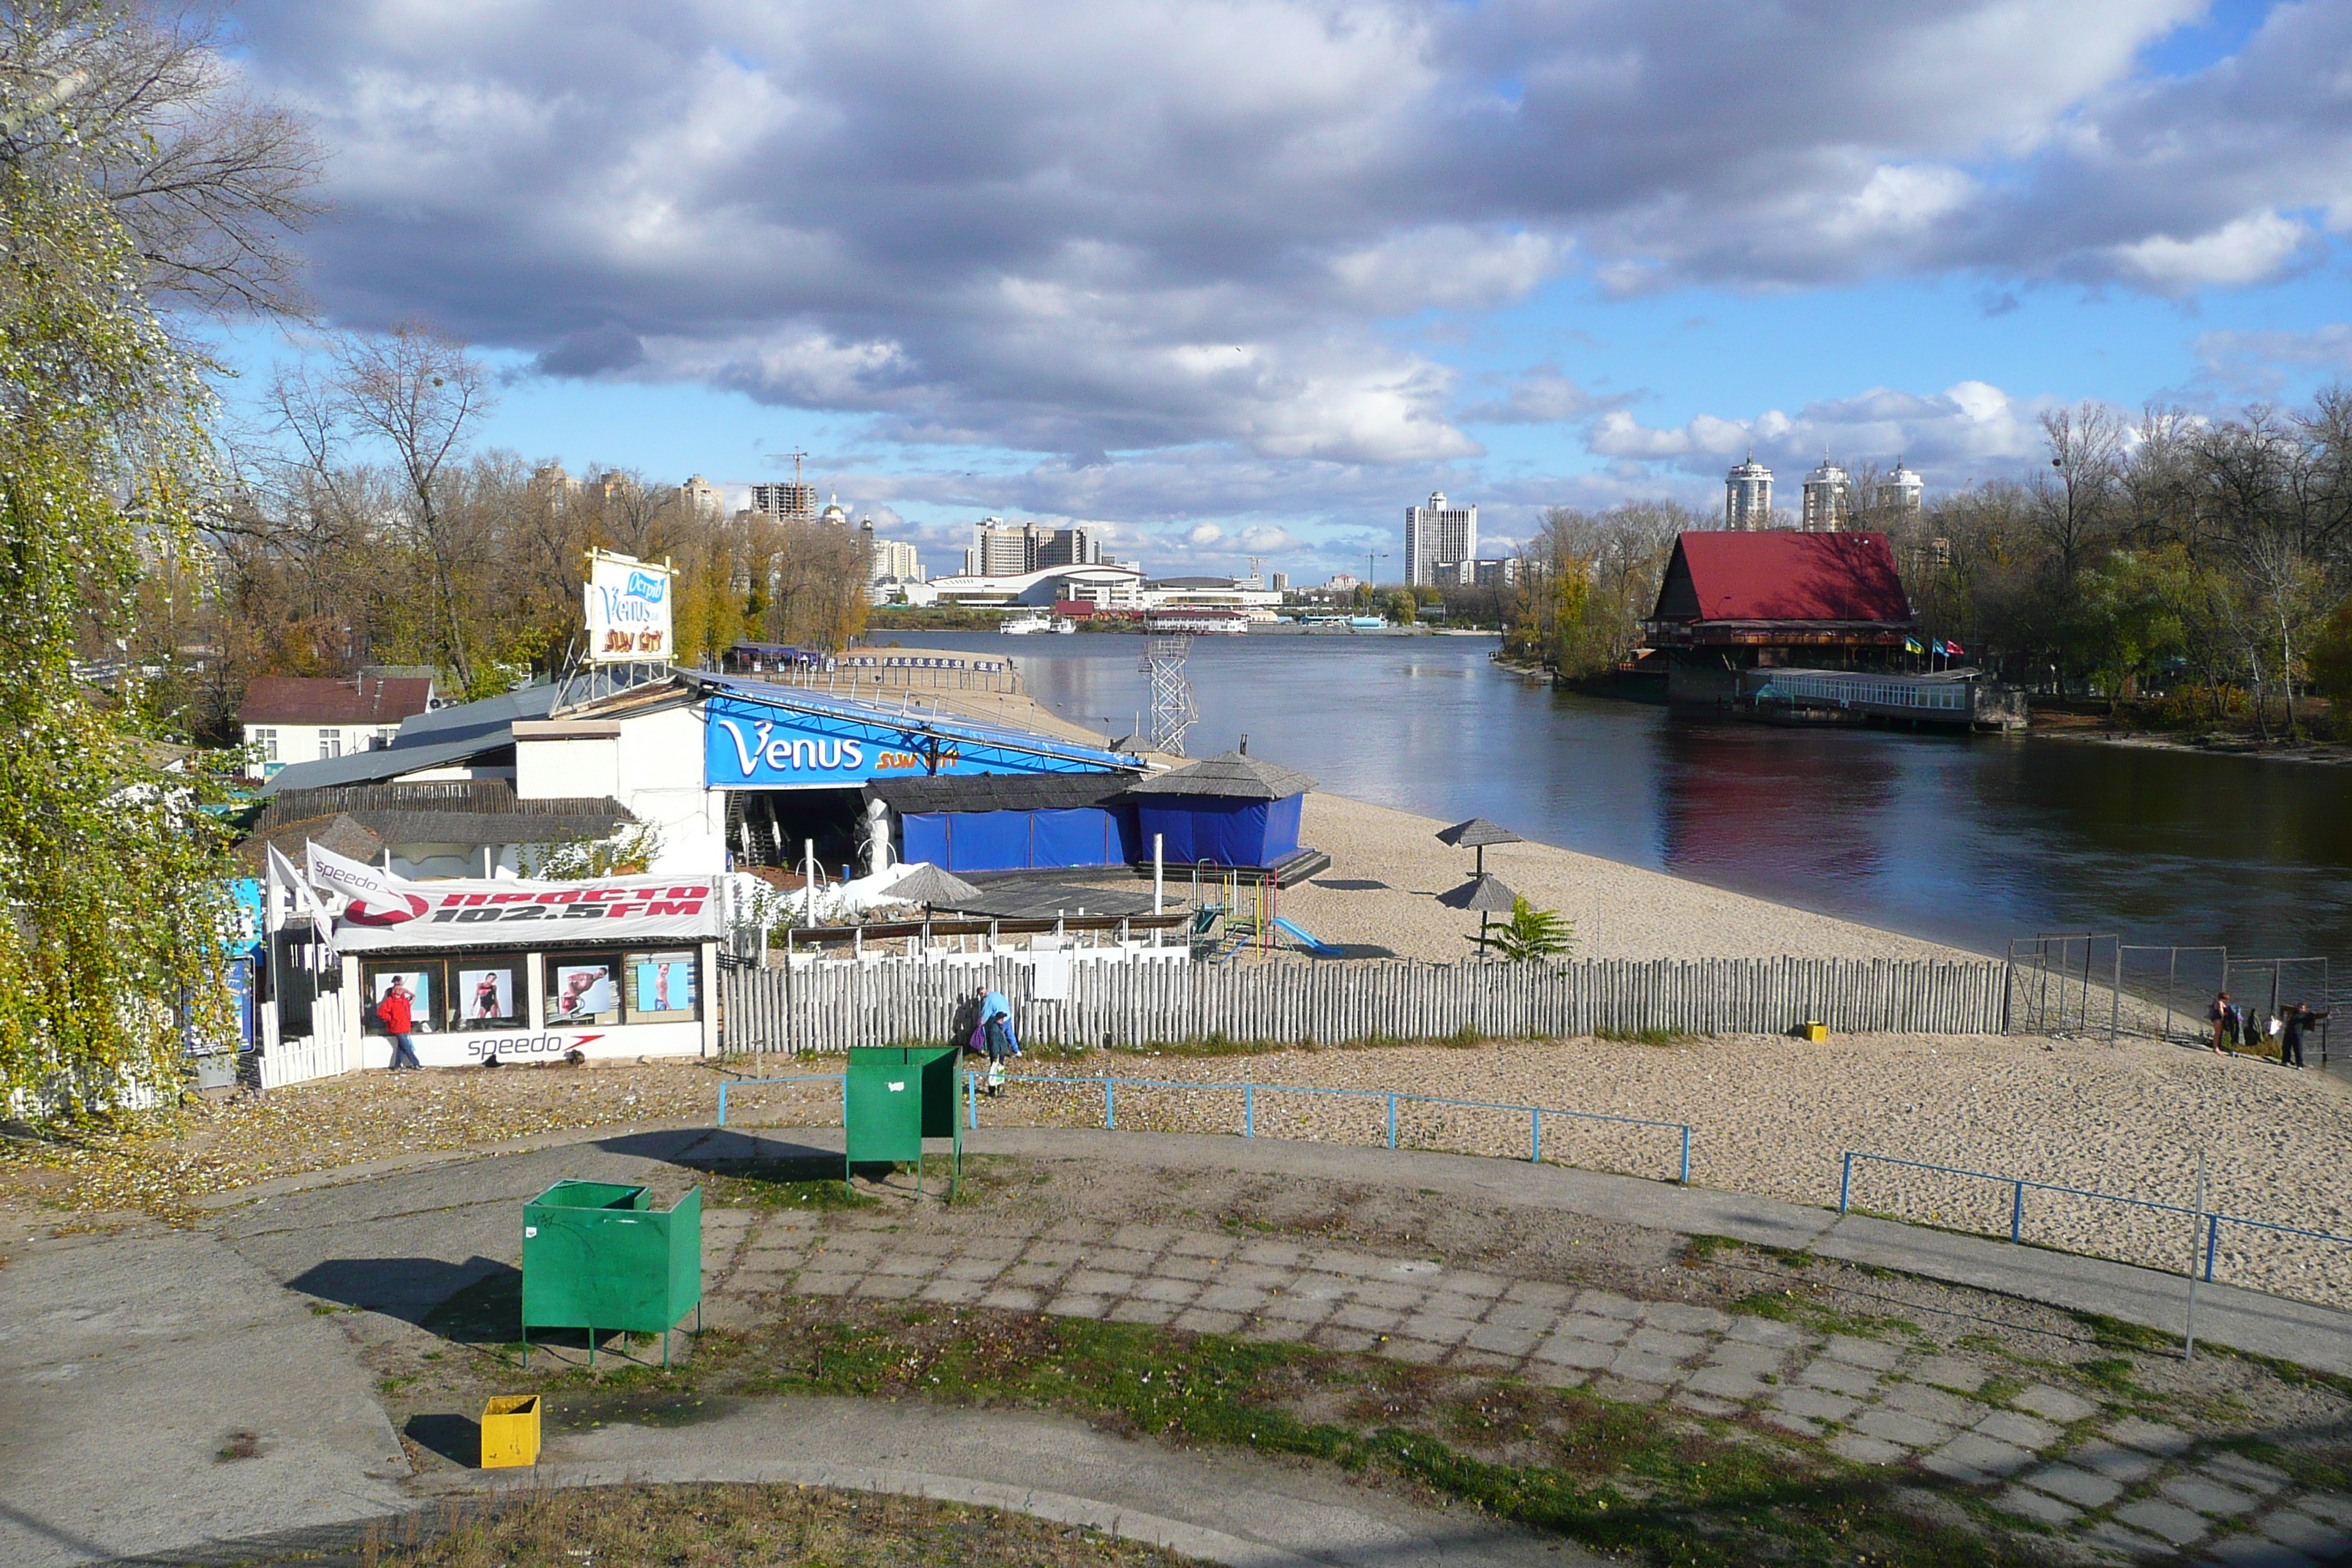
top-left (584, 549), bottom-right (673, 664)
top-left (305, 842), bottom-right (721, 951)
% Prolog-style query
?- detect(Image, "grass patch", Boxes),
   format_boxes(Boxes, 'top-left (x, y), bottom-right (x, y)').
top-left (1594, 1028), bottom-right (1705, 1047)
top-left (2065, 1311), bottom-right (2178, 1357)
top-left (365, 1481), bottom-right (1209, 1567)
top-left (1727, 1289), bottom-right (1918, 1341)
top-left (2072, 1357), bottom-right (2147, 1399)
top-left (598, 1303), bottom-right (2068, 1568)
top-left (701, 1157), bottom-right (878, 1211)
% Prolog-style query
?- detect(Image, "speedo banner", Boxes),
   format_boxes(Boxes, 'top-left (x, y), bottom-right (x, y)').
top-left (306, 842), bottom-right (723, 951)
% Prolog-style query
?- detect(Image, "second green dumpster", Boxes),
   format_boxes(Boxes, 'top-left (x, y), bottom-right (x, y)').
top-left (844, 1044), bottom-right (963, 1195)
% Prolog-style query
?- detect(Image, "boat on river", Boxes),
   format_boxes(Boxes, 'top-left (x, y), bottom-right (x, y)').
top-left (1000, 611), bottom-right (1077, 635)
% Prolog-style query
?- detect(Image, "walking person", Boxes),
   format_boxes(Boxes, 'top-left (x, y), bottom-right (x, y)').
top-left (2280, 1002), bottom-right (2329, 1070)
top-left (2207, 990), bottom-right (2234, 1055)
top-left (374, 976), bottom-right (423, 1071)
top-left (973, 984), bottom-right (1019, 1096)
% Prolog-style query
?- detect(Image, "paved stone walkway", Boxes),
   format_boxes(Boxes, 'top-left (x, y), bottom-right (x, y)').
top-left (701, 1202), bottom-right (2352, 1568)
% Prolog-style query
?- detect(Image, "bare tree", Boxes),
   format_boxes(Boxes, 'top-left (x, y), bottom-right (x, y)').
top-left (1, 1), bottom-right (322, 316)
top-left (2032, 402), bottom-right (2127, 586)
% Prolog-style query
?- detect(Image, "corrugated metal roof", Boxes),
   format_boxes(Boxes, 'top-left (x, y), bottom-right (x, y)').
top-left (257, 686), bottom-right (563, 794)
top-left (1126, 750), bottom-right (1316, 800)
top-left (1651, 532), bottom-right (1914, 625)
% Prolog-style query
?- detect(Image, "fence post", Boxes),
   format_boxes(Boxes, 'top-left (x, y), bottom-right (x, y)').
top-left (1530, 1107), bottom-right (1541, 1164)
top-left (1839, 1152), bottom-right (1854, 1214)
top-left (2010, 1180), bottom-right (2025, 1243)
top-left (1387, 1094), bottom-right (1398, 1150)
top-left (2204, 1214), bottom-right (2220, 1283)
top-left (1244, 1083), bottom-right (1254, 1138)
top-left (718, 1081), bottom-right (730, 1127)
top-left (1104, 1077), bottom-right (1115, 1130)
top-left (1678, 1126), bottom-right (1691, 1186)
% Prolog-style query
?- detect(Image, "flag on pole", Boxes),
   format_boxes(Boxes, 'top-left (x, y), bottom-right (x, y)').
top-left (1946, 638), bottom-right (1967, 655)
top-left (1904, 637), bottom-right (1924, 655)
top-left (1931, 640), bottom-right (1948, 657)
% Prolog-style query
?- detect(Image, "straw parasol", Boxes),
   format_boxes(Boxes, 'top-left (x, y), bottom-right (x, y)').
top-left (1436, 871), bottom-right (1520, 952)
top-left (1436, 817), bottom-right (1523, 875)
top-left (885, 863), bottom-right (985, 914)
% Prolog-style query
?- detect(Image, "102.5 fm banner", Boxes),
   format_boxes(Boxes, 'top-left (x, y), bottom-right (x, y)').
top-left (305, 843), bottom-right (721, 951)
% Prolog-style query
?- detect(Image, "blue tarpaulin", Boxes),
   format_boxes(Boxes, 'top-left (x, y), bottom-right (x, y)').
top-left (900, 804), bottom-right (1139, 873)
top-left (1136, 793), bottom-right (1301, 870)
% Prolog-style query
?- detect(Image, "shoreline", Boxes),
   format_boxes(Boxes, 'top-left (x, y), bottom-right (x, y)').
top-left (2029, 723), bottom-right (2352, 768)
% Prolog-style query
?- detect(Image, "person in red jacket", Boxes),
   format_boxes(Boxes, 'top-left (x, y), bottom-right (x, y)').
top-left (374, 976), bottom-right (423, 1071)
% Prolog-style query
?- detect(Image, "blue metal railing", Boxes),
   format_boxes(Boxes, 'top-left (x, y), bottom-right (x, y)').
top-left (1838, 1150), bottom-right (2352, 1286)
top-left (974, 1072), bottom-right (1692, 1183)
top-left (714, 1069), bottom-right (1691, 1183)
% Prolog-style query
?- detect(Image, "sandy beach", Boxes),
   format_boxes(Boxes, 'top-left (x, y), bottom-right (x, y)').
top-left (1273, 792), bottom-right (1980, 963)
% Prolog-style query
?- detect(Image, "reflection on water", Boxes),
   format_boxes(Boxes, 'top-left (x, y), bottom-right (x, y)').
top-left (881, 630), bottom-right (2352, 969)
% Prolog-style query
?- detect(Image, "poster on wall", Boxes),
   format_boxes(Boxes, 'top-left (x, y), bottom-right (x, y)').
top-left (584, 549), bottom-right (671, 665)
top-left (369, 969), bottom-right (434, 1033)
top-left (459, 966), bottom-right (518, 1025)
top-left (549, 962), bottom-right (616, 1022)
top-left (630, 951), bottom-right (697, 1021)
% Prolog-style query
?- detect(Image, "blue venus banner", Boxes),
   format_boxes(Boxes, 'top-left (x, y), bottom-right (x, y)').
top-left (701, 693), bottom-right (1131, 789)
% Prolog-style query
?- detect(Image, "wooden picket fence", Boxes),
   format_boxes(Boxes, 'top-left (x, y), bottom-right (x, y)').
top-left (719, 954), bottom-right (2010, 1054)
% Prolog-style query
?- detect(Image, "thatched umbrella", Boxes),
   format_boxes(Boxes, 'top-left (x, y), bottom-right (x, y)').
top-left (1435, 817), bottom-right (1523, 875)
top-left (886, 863), bottom-right (985, 916)
top-left (1436, 871), bottom-right (1519, 953)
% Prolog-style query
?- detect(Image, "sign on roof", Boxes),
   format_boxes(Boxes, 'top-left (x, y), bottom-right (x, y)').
top-left (584, 549), bottom-right (673, 664)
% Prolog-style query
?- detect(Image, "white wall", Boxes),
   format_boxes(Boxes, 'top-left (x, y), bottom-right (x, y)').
top-left (515, 706), bottom-right (726, 875)
top-left (243, 720), bottom-right (401, 780)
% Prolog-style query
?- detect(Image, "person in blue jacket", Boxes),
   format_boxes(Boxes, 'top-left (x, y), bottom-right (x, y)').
top-left (973, 985), bottom-right (1019, 1096)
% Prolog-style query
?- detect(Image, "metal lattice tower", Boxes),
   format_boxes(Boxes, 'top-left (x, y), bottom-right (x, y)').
top-left (1142, 636), bottom-right (1199, 755)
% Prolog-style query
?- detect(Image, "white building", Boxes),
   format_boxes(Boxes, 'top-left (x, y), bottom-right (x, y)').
top-left (869, 538), bottom-right (924, 581)
top-left (677, 475), bottom-right (724, 519)
top-left (1878, 458), bottom-right (1923, 519)
top-left (237, 674), bottom-right (437, 780)
top-left (1801, 457), bottom-right (1850, 532)
top-left (1725, 453), bottom-right (1774, 531)
top-left (926, 562), bottom-right (1148, 609)
top-left (1404, 491), bottom-right (1477, 585)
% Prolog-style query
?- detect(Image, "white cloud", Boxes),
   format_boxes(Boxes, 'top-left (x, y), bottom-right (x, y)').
top-left (2104, 211), bottom-right (2315, 292)
top-left (1586, 380), bottom-right (2053, 484)
top-left (1185, 522), bottom-right (1226, 547)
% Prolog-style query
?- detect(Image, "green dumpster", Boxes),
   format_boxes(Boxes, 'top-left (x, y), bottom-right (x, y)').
top-left (521, 1179), bottom-right (701, 1367)
top-left (844, 1044), bottom-right (963, 1195)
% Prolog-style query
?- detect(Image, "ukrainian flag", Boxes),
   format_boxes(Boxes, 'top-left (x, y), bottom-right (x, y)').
top-left (1904, 637), bottom-right (1924, 655)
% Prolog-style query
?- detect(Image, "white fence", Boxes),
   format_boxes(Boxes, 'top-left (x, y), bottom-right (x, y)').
top-left (719, 954), bottom-right (2011, 1054)
top-left (257, 1032), bottom-right (360, 1090)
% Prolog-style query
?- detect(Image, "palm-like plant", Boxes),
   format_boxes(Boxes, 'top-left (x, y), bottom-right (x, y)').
top-left (1482, 897), bottom-right (1575, 962)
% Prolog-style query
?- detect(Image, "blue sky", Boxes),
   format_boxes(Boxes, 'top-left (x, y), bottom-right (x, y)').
top-left (219, 0), bottom-right (2352, 581)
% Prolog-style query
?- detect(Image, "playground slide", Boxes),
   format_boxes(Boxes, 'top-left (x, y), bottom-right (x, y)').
top-left (1271, 916), bottom-right (1341, 957)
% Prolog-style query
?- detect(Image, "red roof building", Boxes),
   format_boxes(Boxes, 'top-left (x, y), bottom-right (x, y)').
top-left (236, 675), bottom-right (437, 780)
top-left (1648, 531), bottom-right (1915, 649)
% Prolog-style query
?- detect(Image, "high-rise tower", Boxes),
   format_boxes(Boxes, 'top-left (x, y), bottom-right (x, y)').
top-left (1725, 451), bottom-right (1774, 531)
top-left (1404, 491), bottom-right (1477, 585)
top-left (1801, 456), bottom-right (1850, 532)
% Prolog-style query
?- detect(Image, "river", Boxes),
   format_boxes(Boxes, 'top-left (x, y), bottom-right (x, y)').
top-left (879, 630), bottom-right (2351, 987)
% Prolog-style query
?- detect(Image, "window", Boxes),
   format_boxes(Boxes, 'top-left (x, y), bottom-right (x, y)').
top-left (544, 953), bottom-right (622, 1027)
top-left (361, 960), bottom-right (444, 1036)
top-left (624, 950), bottom-right (700, 1023)
top-left (453, 955), bottom-right (528, 1031)
top-left (319, 728), bottom-right (343, 759)
top-left (252, 727), bottom-right (278, 762)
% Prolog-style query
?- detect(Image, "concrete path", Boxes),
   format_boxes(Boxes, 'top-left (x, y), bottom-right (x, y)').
top-left (0, 1225), bottom-right (410, 1568)
top-left (434, 1396), bottom-right (1589, 1568)
top-left (11, 1120), bottom-right (2352, 1567)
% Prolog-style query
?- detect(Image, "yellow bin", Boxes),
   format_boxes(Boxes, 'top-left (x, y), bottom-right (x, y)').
top-left (480, 1395), bottom-right (541, 1469)
top-left (1801, 1022), bottom-right (1828, 1043)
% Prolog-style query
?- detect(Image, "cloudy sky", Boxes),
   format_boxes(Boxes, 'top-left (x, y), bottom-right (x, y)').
top-left (222, 0), bottom-right (2352, 580)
